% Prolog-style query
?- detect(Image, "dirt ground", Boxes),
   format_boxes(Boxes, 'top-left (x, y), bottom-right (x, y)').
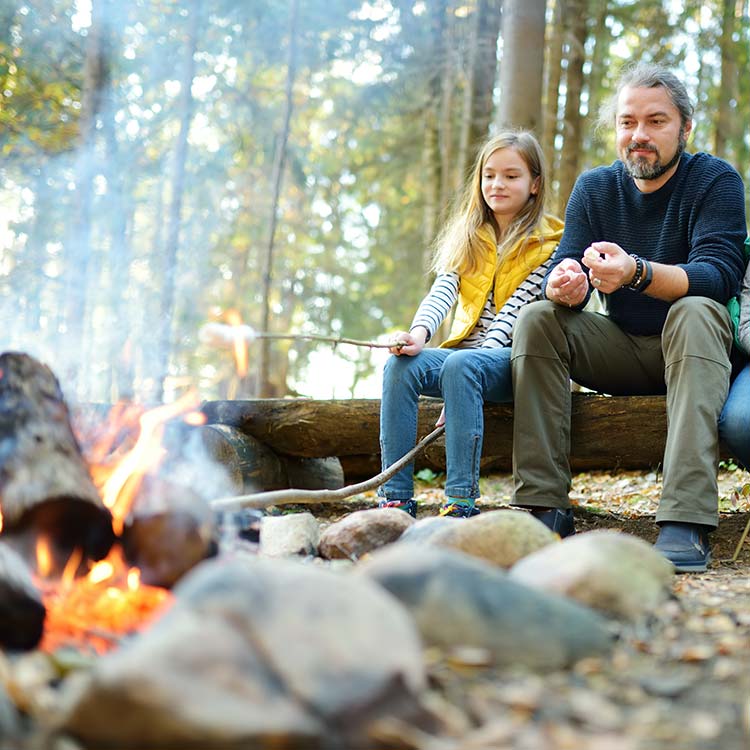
top-left (306, 466), bottom-right (750, 750)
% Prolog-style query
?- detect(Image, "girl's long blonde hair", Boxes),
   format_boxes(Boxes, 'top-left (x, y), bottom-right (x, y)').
top-left (431, 130), bottom-right (547, 276)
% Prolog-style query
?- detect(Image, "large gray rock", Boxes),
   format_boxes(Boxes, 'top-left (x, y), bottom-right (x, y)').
top-left (399, 515), bottom-right (459, 544)
top-left (510, 530), bottom-right (675, 620)
top-left (318, 507), bottom-right (414, 560)
top-left (422, 509), bottom-right (558, 568)
top-left (55, 555), bottom-right (427, 748)
top-left (358, 544), bottom-right (614, 671)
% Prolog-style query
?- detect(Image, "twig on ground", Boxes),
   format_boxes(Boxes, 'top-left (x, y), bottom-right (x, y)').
top-left (211, 425), bottom-right (445, 511)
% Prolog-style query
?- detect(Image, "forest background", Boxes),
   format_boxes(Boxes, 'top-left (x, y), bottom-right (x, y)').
top-left (0, 0), bottom-right (749, 406)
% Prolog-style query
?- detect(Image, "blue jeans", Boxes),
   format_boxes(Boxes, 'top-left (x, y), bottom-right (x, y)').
top-left (719, 362), bottom-right (750, 469)
top-left (378, 347), bottom-right (513, 501)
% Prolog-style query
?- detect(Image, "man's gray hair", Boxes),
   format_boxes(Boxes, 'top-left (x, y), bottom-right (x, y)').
top-left (598, 61), bottom-right (695, 130)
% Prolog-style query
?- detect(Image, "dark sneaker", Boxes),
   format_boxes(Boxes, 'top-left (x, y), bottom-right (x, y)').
top-left (439, 501), bottom-right (480, 518)
top-left (531, 507), bottom-right (576, 538)
top-left (654, 522), bottom-right (712, 573)
top-left (378, 499), bottom-right (417, 518)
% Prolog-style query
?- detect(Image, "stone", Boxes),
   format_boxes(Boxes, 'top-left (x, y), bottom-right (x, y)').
top-left (399, 515), bottom-right (459, 544)
top-left (318, 507), bottom-right (414, 560)
top-left (55, 555), bottom-right (427, 748)
top-left (359, 543), bottom-right (614, 670)
top-left (259, 512), bottom-right (319, 557)
top-left (423, 508), bottom-right (558, 568)
top-left (509, 530), bottom-right (674, 620)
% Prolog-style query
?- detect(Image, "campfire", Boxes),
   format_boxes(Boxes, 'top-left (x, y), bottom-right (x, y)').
top-left (0, 351), bottom-right (214, 656)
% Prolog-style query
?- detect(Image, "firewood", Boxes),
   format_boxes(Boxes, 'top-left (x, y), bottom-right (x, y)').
top-left (195, 423), bottom-right (344, 492)
top-left (120, 474), bottom-right (216, 589)
top-left (0, 352), bottom-right (114, 571)
top-left (0, 542), bottom-right (45, 651)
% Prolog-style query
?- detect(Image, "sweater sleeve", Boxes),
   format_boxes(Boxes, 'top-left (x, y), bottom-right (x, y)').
top-left (679, 169), bottom-right (747, 303)
top-left (481, 259), bottom-right (553, 348)
top-left (409, 273), bottom-right (459, 340)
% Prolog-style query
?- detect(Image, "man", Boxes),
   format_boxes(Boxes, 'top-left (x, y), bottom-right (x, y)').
top-left (510, 62), bottom-right (747, 572)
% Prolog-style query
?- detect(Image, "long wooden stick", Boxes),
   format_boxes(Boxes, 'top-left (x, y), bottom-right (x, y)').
top-left (199, 322), bottom-right (403, 351)
top-left (211, 425), bottom-right (445, 511)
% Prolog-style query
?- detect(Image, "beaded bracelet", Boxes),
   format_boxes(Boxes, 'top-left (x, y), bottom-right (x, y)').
top-left (624, 254), bottom-right (653, 293)
top-left (625, 254), bottom-right (644, 290)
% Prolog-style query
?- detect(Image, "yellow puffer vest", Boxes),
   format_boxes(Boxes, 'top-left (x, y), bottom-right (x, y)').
top-left (440, 214), bottom-right (564, 348)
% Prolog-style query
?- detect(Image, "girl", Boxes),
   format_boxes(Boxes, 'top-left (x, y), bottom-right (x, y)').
top-left (378, 130), bottom-right (563, 518)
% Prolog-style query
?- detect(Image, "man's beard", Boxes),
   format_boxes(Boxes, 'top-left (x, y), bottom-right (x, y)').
top-left (624, 128), bottom-right (687, 180)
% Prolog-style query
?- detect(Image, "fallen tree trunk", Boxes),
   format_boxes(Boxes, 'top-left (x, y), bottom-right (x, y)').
top-left (201, 394), bottom-right (733, 481)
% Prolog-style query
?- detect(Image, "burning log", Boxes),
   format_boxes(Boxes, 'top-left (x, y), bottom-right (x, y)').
top-left (0, 352), bottom-right (115, 572)
top-left (120, 474), bottom-right (217, 589)
top-left (196, 423), bottom-right (344, 493)
top-left (0, 542), bottom-right (45, 651)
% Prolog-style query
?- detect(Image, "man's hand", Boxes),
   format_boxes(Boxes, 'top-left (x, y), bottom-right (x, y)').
top-left (581, 242), bottom-right (637, 293)
top-left (546, 259), bottom-right (589, 307)
top-left (388, 326), bottom-right (428, 356)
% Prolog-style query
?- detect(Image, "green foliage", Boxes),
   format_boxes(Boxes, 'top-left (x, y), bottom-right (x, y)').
top-left (0, 0), bottom-right (747, 402)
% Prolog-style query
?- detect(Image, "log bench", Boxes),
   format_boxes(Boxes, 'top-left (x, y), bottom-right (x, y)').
top-left (199, 394), bottom-right (735, 484)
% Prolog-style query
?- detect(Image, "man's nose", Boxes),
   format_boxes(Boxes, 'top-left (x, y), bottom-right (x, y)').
top-left (632, 123), bottom-right (650, 141)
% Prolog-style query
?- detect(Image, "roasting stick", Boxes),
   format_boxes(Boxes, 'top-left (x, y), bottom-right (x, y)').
top-left (210, 425), bottom-right (445, 511)
top-left (198, 322), bottom-right (401, 351)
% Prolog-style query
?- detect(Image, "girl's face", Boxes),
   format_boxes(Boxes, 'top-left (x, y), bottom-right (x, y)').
top-left (480, 147), bottom-right (539, 229)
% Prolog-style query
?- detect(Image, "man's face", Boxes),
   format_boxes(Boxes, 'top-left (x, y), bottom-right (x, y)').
top-left (615, 85), bottom-right (692, 187)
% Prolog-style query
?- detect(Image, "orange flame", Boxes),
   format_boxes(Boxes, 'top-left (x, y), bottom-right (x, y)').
top-left (37, 546), bottom-right (172, 655)
top-left (226, 308), bottom-right (249, 377)
top-left (34, 394), bottom-right (204, 654)
top-left (88, 390), bottom-right (202, 536)
top-left (35, 537), bottom-right (54, 578)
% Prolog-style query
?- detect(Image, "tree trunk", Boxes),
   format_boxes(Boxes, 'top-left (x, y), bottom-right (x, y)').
top-left (714, 0), bottom-right (738, 159)
top-left (100, 0), bottom-right (134, 402)
top-left (556, 0), bottom-right (586, 212)
top-left (542, 0), bottom-right (565, 214)
top-left (496, 0), bottom-right (546, 130)
top-left (457, 0), bottom-right (503, 186)
top-left (582, 0), bottom-right (610, 167)
top-left (63, 0), bottom-right (111, 396)
top-left (257, 0), bottom-right (300, 398)
top-left (421, 0), bottom-right (448, 288)
top-left (156, 0), bottom-right (201, 401)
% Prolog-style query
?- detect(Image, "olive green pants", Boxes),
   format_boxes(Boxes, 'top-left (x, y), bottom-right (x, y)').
top-left (510, 297), bottom-right (733, 528)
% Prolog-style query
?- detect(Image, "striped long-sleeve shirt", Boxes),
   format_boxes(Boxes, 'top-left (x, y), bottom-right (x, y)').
top-left (410, 258), bottom-right (553, 349)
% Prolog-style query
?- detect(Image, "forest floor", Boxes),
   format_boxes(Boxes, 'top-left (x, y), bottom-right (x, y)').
top-left (301, 465), bottom-right (750, 750)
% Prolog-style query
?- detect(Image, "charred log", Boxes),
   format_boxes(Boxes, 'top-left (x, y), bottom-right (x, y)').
top-left (0, 542), bottom-right (45, 651)
top-left (120, 474), bottom-right (216, 589)
top-left (0, 351), bottom-right (115, 571)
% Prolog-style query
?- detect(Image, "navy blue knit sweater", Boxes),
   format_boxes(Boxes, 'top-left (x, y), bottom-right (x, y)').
top-left (547, 152), bottom-right (747, 335)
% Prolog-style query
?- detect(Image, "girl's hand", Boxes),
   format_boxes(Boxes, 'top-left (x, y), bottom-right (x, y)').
top-left (388, 326), bottom-right (428, 356)
top-left (435, 405), bottom-right (446, 427)
top-left (546, 259), bottom-right (589, 307)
